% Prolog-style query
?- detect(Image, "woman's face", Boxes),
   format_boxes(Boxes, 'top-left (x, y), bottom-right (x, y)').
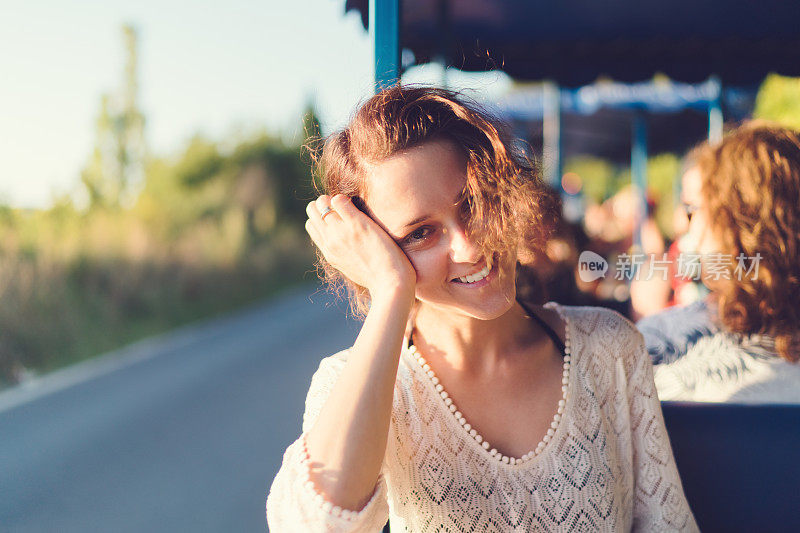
top-left (363, 139), bottom-right (518, 320)
top-left (684, 167), bottom-right (723, 256)
top-left (683, 166), bottom-right (727, 287)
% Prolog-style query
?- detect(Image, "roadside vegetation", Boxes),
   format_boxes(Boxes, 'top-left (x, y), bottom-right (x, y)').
top-left (0, 124), bottom-right (322, 387)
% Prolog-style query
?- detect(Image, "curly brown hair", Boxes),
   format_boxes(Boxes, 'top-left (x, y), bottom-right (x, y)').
top-left (310, 85), bottom-right (561, 318)
top-left (694, 121), bottom-right (800, 362)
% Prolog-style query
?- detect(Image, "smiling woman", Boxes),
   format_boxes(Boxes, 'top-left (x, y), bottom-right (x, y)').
top-left (312, 86), bottom-right (560, 319)
top-left (359, 139), bottom-right (521, 323)
top-left (266, 86), bottom-right (698, 532)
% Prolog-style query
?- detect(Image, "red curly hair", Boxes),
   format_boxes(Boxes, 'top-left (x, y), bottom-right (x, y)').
top-left (311, 85), bottom-right (560, 317)
top-left (694, 122), bottom-right (800, 362)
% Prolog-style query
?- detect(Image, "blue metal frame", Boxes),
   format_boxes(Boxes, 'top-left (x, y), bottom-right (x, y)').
top-left (707, 76), bottom-right (723, 143)
top-left (370, 0), bottom-right (401, 92)
top-left (631, 111), bottom-right (648, 252)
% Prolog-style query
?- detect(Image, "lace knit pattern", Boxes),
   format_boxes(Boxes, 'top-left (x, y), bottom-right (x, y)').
top-left (267, 305), bottom-right (698, 532)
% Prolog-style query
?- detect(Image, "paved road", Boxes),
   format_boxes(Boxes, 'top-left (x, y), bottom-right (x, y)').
top-left (0, 285), bottom-right (361, 532)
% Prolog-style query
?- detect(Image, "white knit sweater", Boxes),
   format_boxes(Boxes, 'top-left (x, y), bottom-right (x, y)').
top-left (267, 304), bottom-right (698, 532)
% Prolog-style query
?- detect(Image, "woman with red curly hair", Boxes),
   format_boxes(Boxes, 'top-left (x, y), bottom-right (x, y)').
top-left (654, 122), bottom-right (800, 402)
top-left (267, 86), bottom-right (696, 532)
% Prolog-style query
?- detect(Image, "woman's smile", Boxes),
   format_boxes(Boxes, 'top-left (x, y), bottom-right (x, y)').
top-left (450, 254), bottom-right (496, 288)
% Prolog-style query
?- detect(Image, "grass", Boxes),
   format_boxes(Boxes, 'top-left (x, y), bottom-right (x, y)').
top-left (0, 224), bottom-right (316, 389)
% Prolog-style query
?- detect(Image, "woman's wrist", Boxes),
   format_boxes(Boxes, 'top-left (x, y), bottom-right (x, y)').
top-left (369, 282), bottom-right (415, 313)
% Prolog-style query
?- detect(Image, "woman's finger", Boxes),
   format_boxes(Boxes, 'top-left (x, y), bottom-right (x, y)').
top-left (330, 194), bottom-right (362, 223)
top-left (307, 198), bottom-right (330, 220)
top-left (306, 199), bottom-right (338, 226)
top-left (315, 195), bottom-right (342, 225)
top-left (304, 218), bottom-right (320, 243)
top-left (306, 200), bottom-right (320, 222)
top-left (305, 219), bottom-right (331, 257)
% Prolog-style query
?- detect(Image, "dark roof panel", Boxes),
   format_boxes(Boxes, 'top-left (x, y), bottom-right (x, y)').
top-left (345, 0), bottom-right (800, 86)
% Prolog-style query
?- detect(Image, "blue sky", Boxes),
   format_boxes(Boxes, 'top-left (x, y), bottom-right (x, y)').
top-left (0, 0), bottom-right (512, 208)
top-left (1, 0), bottom-right (373, 208)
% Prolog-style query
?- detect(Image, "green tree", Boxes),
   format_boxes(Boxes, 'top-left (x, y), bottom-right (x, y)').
top-left (563, 156), bottom-right (617, 203)
top-left (301, 99), bottom-right (323, 145)
top-left (142, 131), bottom-right (311, 253)
top-left (137, 135), bottom-right (227, 242)
top-left (81, 24), bottom-right (146, 209)
top-left (754, 74), bottom-right (800, 131)
top-left (228, 134), bottom-right (311, 238)
top-left (300, 100), bottom-right (324, 192)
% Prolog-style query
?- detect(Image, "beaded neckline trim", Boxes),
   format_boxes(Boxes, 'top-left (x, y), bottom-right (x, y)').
top-left (407, 303), bottom-right (572, 466)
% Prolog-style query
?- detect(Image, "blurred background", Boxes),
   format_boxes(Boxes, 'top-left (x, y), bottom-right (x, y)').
top-left (0, 0), bottom-right (375, 386)
top-left (1, 1), bottom-right (799, 531)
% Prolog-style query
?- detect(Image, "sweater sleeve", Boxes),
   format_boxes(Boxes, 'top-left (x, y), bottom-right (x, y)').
top-left (266, 350), bottom-right (390, 532)
top-left (623, 324), bottom-right (699, 532)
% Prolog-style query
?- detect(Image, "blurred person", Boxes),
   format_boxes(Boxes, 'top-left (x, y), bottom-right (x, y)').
top-left (582, 200), bottom-right (609, 242)
top-left (580, 192), bottom-right (636, 314)
top-left (629, 196), bottom-right (670, 320)
top-left (668, 165), bottom-right (710, 307)
top-left (637, 164), bottom-right (718, 365)
top-left (266, 86), bottom-right (697, 531)
top-left (519, 217), bottom-right (606, 309)
top-left (649, 123), bottom-right (800, 402)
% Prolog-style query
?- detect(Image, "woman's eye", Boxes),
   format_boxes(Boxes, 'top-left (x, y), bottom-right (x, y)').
top-left (402, 226), bottom-right (433, 245)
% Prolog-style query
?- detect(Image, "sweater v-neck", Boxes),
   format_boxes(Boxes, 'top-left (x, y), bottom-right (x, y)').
top-left (401, 302), bottom-right (574, 468)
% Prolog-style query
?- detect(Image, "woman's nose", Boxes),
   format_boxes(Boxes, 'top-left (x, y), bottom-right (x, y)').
top-left (447, 225), bottom-right (481, 264)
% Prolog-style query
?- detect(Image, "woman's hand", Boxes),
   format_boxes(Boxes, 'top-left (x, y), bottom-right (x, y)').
top-left (305, 194), bottom-right (416, 303)
top-left (302, 194), bottom-right (417, 512)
